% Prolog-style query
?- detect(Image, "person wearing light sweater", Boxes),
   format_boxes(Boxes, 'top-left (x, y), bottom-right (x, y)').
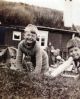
top-left (16, 24), bottom-right (49, 74)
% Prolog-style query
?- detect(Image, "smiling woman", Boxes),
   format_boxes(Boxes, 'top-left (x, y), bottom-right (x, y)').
top-left (16, 24), bottom-right (49, 74)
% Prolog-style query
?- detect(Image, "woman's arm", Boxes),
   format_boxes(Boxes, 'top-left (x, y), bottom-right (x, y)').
top-left (16, 44), bottom-right (23, 70)
top-left (51, 57), bottom-right (73, 77)
top-left (45, 57), bottom-right (73, 77)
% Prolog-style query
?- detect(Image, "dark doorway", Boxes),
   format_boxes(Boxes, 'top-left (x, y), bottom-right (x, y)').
top-left (0, 27), bottom-right (5, 45)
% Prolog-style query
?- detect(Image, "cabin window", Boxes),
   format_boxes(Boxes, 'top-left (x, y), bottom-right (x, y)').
top-left (41, 38), bottom-right (45, 46)
top-left (12, 31), bottom-right (21, 41)
top-left (37, 30), bottom-right (48, 49)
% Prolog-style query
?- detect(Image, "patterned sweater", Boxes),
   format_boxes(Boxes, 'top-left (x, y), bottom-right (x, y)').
top-left (16, 40), bottom-right (49, 74)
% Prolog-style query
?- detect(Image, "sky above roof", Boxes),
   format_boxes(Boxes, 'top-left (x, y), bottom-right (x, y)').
top-left (4, 0), bottom-right (64, 11)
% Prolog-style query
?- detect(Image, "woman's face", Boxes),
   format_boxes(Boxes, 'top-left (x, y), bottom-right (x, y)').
top-left (24, 31), bottom-right (37, 44)
top-left (69, 47), bottom-right (80, 60)
top-left (24, 30), bottom-right (37, 49)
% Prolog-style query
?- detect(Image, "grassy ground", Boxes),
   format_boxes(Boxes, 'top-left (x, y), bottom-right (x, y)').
top-left (0, 68), bottom-right (80, 99)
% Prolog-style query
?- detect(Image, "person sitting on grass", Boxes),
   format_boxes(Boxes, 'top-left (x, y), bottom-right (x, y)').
top-left (16, 24), bottom-right (49, 75)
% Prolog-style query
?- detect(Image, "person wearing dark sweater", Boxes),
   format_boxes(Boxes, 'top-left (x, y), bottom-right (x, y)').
top-left (16, 24), bottom-right (49, 74)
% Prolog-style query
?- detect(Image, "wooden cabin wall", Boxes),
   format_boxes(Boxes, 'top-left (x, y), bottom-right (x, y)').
top-left (0, 26), bottom-right (24, 48)
top-left (5, 31), bottom-right (18, 48)
top-left (48, 32), bottom-right (62, 49)
top-left (5, 29), bottom-right (24, 48)
top-left (0, 26), bottom-right (6, 46)
top-left (48, 31), bottom-right (72, 59)
top-left (61, 33), bottom-right (72, 59)
top-left (61, 33), bottom-right (72, 52)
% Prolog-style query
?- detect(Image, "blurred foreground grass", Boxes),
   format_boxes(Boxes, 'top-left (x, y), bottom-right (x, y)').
top-left (0, 67), bottom-right (80, 99)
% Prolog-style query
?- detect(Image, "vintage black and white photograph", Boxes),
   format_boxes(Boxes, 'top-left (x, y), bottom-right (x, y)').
top-left (0, 0), bottom-right (80, 98)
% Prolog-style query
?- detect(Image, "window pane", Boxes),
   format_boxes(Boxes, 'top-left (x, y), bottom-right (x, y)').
top-left (41, 42), bottom-right (44, 46)
top-left (41, 38), bottom-right (45, 41)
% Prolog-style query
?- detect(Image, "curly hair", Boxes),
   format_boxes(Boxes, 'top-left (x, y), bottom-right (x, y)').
top-left (67, 37), bottom-right (80, 50)
top-left (24, 24), bottom-right (38, 38)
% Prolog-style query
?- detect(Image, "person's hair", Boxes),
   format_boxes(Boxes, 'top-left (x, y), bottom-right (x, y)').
top-left (67, 37), bottom-right (80, 50)
top-left (24, 24), bottom-right (38, 38)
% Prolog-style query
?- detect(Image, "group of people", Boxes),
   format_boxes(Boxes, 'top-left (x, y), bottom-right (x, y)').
top-left (47, 45), bottom-right (64, 67)
top-left (16, 24), bottom-right (80, 77)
